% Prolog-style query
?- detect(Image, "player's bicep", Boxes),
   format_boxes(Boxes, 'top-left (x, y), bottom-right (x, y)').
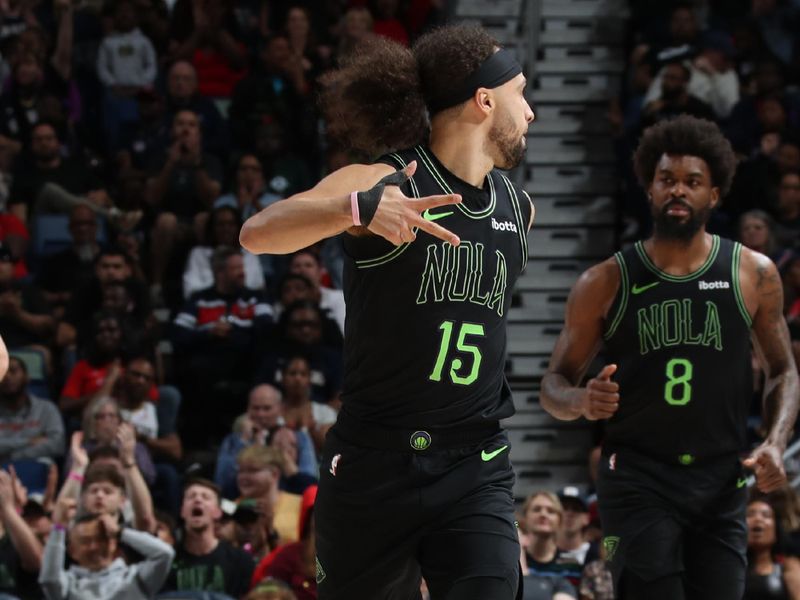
top-left (548, 272), bottom-right (610, 384)
top-left (751, 257), bottom-right (795, 378)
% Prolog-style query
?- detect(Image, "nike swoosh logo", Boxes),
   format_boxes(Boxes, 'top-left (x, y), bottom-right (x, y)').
top-left (737, 477), bottom-right (748, 489)
top-left (631, 282), bottom-right (660, 295)
top-left (481, 445), bottom-right (509, 462)
top-left (422, 208), bottom-right (453, 222)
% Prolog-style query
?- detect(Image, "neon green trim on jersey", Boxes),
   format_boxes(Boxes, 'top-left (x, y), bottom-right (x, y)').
top-left (732, 242), bottom-right (752, 327)
top-left (354, 152), bottom-right (419, 269)
top-left (415, 146), bottom-right (496, 219)
top-left (604, 252), bottom-right (629, 340)
top-left (635, 235), bottom-right (720, 281)
top-left (500, 174), bottom-right (528, 270)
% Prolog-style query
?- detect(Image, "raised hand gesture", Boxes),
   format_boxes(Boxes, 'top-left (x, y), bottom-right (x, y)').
top-left (70, 431), bottom-right (89, 470)
top-left (359, 161), bottom-right (462, 247)
top-left (581, 364), bottom-right (620, 420)
top-left (52, 497), bottom-right (77, 527)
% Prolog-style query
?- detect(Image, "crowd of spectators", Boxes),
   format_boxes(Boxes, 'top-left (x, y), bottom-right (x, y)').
top-left (0, 0), bottom-right (447, 598)
top-left (4, 0), bottom-right (800, 598)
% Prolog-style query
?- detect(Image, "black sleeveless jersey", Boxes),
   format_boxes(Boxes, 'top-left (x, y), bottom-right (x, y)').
top-left (603, 235), bottom-right (753, 464)
top-left (340, 145), bottom-right (532, 428)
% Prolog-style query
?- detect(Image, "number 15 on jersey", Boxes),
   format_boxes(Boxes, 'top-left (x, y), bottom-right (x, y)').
top-left (429, 321), bottom-right (485, 386)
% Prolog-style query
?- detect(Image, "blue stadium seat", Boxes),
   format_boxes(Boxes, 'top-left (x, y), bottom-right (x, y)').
top-left (9, 347), bottom-right (50, 399)
top-left (31, 213), bottom-right (107, 258)
top-left (2, 458), bottom-right (51, 496)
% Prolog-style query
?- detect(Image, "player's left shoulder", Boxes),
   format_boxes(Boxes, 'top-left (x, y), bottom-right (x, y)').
top-left (738, 245), bottom-right (782, 291)
top-left (520, 188), bottom-right (535, 230)
top-left (491, 172), bottom-right (534, 230)
top-left (737, 245), bottom-right (785, 318)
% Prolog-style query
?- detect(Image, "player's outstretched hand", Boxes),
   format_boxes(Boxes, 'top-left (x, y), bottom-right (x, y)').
top-left (366, 161), bottom-right (462, 247)
top-left (743, 443), bottom-right (786, 493)
top-left (581, 364), bottom-right (619, 421)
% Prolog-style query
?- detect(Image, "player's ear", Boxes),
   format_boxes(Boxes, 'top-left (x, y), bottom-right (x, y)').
top-left (476, 88), bottom-right (493, 113)
top-left (709, 186), bottom-right (720, 208)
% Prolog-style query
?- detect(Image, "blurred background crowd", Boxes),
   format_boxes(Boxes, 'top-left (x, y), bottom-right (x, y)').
top-left (1, 0), bottom-right (800, 599)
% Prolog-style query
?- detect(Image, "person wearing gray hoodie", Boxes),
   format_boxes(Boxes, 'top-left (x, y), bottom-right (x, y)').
top-left (39, 497), bottom-right (174, 600)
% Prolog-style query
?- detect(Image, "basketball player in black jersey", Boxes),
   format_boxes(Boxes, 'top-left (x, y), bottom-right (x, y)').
top-left (540, 115), bottom-right (800, 600)
top-left (240, 26), bottom-right (535, 600)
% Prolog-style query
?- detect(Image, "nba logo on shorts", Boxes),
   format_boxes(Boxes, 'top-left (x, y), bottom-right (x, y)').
top-left (330, 454), bottom-right (341, 476)
top-left (609, 453), bottom-right (617, 471)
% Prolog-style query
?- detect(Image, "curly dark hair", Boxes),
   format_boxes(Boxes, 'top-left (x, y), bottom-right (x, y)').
top-left (413, 24), bottom-right (498, 115)
top-left (319, 35), bottom-right (427, 159)
top-left (318, 25), bottom-right (499, 159)
top-left (633, 115), bottom-right (738, 196)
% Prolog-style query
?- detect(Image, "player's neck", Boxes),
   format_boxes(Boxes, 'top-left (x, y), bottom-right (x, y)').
top-left (429, 125), bottom-right (493, 188)
top-left (644, 231), bottom-right (713, 277)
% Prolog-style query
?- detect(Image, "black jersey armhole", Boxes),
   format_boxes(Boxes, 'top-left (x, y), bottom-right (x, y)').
top-left (603, 252), bottom-right (629, 340)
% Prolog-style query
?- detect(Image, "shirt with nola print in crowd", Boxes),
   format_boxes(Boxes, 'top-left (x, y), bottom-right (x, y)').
top-left (161, 539), bottom-right (254, 598)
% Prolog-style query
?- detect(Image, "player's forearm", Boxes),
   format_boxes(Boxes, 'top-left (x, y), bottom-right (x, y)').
top-left (240, 195), bottom-right (354, 255)
top-left (763, 369), bottom-right (800, 450)
top-left (540, 373), bottom-right (584, 421)
top-left (0, 334), bottom-right (7, 381)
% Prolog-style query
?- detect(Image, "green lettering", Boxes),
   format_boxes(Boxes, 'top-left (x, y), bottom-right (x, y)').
top-left (660, 299), bottom-right (681, 347)
top-left (416, 244), bottom-right (452, 304)
top-left (637, 305), bottom-right (660, 354)
top-left (702, 301), bottom-right (723, 350)
top-left (468, 242), bottom-right (490, 306)
top-left (681, 298), bottom-right (703, 345)
top-left (447, 242), bottom-right (472, 302)
top-left (487, 250), bottom-right (507, 317)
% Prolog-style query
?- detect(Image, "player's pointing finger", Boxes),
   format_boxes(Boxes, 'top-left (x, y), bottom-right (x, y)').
top-left (412, 194), bottom-right (462, 213)
top-left (412, 216), bottom-right (460, 246)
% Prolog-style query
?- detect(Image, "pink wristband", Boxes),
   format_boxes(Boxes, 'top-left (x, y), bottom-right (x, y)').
top-left (69, 471), bottom-right (84, 483)
top-left (350, 191), bottom-right (361, 226)
top-left (53, 523), bottom-right (66, 532)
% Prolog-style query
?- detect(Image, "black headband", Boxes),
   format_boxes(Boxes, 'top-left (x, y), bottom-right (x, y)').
top-left (430, 48), bottom-right (523, 113)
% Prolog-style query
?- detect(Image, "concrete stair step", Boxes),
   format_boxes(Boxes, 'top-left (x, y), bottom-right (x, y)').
top-left (525, 165), bottom-right (617, 195)
top-left (528, 226), bottom-right (615, 259)
top-left (541, 0), bottom-right (630, 18)
top-left (526, 136), bottom-right (616, 165)
top-left (517, 258), bottom-right (596, 290)
top-left (532, 105), bottom-right (612, 135)
top-left (536, 58), bottom-right (625, 74)
top-left (530, 196), bottom-right (616, 226)
top-left (509, 290), bottom-right (568, 322)
top-left (507, 323), bottom-right (562, 355)
top-left (541, 17), bottom-right (626, 46)
top-left (456, 0), bottom-right (523, 17)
